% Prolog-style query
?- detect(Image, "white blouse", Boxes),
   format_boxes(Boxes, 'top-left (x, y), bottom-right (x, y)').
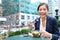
top-left (40, 18), bottom-right (46, 32)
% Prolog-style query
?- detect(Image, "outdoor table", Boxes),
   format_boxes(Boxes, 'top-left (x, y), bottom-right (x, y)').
top-left (4, 34), bottom-right (50, 40)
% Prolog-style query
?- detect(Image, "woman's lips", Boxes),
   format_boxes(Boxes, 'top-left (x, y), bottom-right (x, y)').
top-left (40, 13), bottom-right (46, 15)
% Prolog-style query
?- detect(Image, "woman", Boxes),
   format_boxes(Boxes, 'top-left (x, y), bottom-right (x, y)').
top-left (28, 3), bottom-right (59, 40)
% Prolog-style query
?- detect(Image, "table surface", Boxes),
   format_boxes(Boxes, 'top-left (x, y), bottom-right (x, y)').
top-left (4, 35), bottom-right (50, 40)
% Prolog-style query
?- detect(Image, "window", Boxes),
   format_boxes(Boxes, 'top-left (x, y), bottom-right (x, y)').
top-left (0, 21), bottom-right (4, 24)
top-left (27, 16), bottom-right (30, 19)
top-left (21, 11), bottom-right (24, 13)
top-left (16, 22), bottom-right (19, 25)
top-left (32, 16), bottom-right (34, 19)
top-left (20, 5), bottom-right (24, 7)
top-left (21, 15), bottom-right (25, 19)
top-left (26, 6), bottom-right (29, 9)
top-left (16, 15), bottom-right (19, 20)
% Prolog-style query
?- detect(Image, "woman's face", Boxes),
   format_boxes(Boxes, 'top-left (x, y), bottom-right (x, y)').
top-left (38, 5), bottom-right (48, 17)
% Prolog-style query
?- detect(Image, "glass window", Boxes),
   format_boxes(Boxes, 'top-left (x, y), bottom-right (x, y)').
top-left (21, 15), bottom-right (25, 19)
top-left (16, 15), bottom-right (19, 20)
top-left (32, 16), bottom-right (34, 19)
top-left (16, 22), bottom-right (19, 25)
top-left (27, 16), bottom-right (30, 19)
top-left (0, 21), bottom-right (4, 24)
top-left (21, 11), bottom-right (24, 13)
top-left (20, 5), bottom-right (24, 7)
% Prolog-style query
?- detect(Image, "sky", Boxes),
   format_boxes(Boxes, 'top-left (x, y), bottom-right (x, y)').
top-left (31, 0), bottom-right (48, 4)
top-left (0, 0), bottom-right (2, 4)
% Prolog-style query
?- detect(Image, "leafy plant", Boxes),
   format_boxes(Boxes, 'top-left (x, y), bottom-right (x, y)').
top-left (2, 33), bottom-right (7, 39)
top-left (15, 31), bottom-right (21, 35)
top-left (2, 33), bottom-right (6, 36)
top-left (21, 29), bottom-right (29, 34)
top-left (8, 27), bottom-right (32, 37)
top-left (57, 20), bottom-right (60, 27)
top-left (9, 31), bottom-right (15, 37)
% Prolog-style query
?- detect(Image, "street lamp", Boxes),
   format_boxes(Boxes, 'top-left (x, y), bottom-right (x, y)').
top-left (7, 15), bottom-right (13, 37)
top-left (55, 9), bottom-right (59, 20)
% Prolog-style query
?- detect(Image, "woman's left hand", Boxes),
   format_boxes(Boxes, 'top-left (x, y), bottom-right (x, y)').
top-left (42, 30), bottom-right (52, 38)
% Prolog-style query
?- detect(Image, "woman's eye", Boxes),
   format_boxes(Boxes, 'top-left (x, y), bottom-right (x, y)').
top-left (39, 8), bottom-right (46, 11)
top-left (43, 9), bottom-right (46, 11)
top-left (39, 9), bottom-right (42, 11)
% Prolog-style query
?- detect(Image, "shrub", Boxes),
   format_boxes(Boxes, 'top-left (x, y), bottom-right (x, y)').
top-left (21, 28), bottom-right (32, 34)
top-left (9, 31), bottom-right (15, 37)
top-left (2, 33), bottom-right (6, 36)
top-left (21, 29), bottom-right (29, 34)
top-left (2, 33), bottom-right (7, 39)
top-left (15, 31), bottom-right (21, 35)
top-left (57, 20), bottom-right (60, 27)
top-left (8, 27), bottom-right (32, 37)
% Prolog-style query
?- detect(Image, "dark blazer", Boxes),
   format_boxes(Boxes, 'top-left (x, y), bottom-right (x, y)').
top-left (34, 16), bottom-right (59, 40)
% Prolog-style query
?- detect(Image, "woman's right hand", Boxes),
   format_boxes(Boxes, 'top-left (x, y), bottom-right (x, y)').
top-left (28, 22), bottom-right (35, 29)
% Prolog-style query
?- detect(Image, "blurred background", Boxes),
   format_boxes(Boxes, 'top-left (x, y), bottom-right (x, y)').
top-left (0, 0), bottom-right (60, 28)
top-left (0, 0), bottom-right (60, 40)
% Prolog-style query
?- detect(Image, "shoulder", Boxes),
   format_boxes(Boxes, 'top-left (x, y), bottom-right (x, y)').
top-left (47, 16), bottom-right (58, 26)
top-left (33, 17), bottom-right (40, 23)
top-left (35, 17), bottom-right (40, 21)
top-left (47, 16), bottom-right (57, 21)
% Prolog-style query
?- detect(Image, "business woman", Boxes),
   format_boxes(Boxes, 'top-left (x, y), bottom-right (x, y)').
top-left (28, 3), bottom-right (59, 40)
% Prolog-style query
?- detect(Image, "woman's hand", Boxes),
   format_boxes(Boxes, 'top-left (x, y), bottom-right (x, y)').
top-left (28, 22), bottom-right (35, 29)
top-left (42, 30), bottom-right (52, 38)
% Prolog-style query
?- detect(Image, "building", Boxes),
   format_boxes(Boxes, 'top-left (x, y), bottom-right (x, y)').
top-left (2, 0), bottom-right (40, 27)
top-left (19, 0), bottom-right (30, 14)
top-left (48, 0), bottom-right (60, 20)
top-left (19, 0), bottom-right (40, 26)
top-left (0, 0), bottom-right (3, 17)
top-left (58, 0), bottom-right (60, 20)
top-left (48, 0), bottom-right (53, 16)
top-left (1, 0), bottom-right (19, 27)
top-left (2, 0), bottom-right (19, 16)
top-left (0, 0), bottom-right (7, 25)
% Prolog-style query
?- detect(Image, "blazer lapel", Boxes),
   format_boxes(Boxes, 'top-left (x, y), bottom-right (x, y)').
top-left (46, 16), bottom-right (50, 32)
top-left (38, 18), bottom-right (40, 30)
